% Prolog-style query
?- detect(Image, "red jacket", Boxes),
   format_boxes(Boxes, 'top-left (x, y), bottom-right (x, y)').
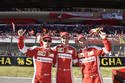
top-left (18, 36), bottom-right (56, 83)
top-left (77, 39), bottom-right (111, 75)
top-left (53, 44), bottom-right (78, 69)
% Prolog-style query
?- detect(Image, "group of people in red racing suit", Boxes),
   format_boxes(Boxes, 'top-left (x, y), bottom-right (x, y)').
top-left (17, 27), bottom-right (111, 83)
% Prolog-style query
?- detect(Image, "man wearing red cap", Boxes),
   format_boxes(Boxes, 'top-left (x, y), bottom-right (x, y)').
top-left (77, 28), bottom-right (111, 83)
top-left (53, 32), bottom-right (78, 83)
top-left (17, 29), bottom-right (56, 83)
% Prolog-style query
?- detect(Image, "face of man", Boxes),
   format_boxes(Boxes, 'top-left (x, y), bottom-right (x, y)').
top-left (78, 37), bottom-right (87, 48)
top-left (61, 35), bottom-right (69, 45)
top-left (42, 38), bottom-right (52, 48)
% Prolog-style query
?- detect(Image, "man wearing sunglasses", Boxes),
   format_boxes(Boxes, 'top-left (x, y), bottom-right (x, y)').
top-left (17, 29), bottom-right (56, 83)
top-left (77, 28), bottom-right (111, 83)
top-left (53, 32), bottom-right (78, 83)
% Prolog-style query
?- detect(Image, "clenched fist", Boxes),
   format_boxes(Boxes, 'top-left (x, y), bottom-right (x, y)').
top-left (99, 32), bottom-right (107, 39)
top-left (90, 28), bottom-right (103, 34)
top-left (18, 29), bottom-right (26, 36)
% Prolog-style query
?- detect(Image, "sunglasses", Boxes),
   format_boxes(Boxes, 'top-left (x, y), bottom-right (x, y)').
top-left (43, 40), bottom-right (51, 42)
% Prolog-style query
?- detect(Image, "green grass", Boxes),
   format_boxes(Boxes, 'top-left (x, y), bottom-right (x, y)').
top-left (101, 67), bottom-right (125, 77)
top-left (0, 66), bottom-right (34, 77)
top-left (0, 66), bottom-right (124, 78)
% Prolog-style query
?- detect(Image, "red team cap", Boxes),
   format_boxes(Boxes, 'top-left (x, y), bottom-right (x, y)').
top-left (37, 35), bottom-right (52, 46)
top-left (77, 34), bottom-right (86, 41)
top-left (60, 32), bottom-right (70, 38)
top-left (42, 34), bottom-right (52, 41)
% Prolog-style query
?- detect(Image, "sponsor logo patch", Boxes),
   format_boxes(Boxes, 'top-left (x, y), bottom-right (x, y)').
top-left (87, 51), bottom-right (94, 56)
top-left (68, 50), bottom-right (73, 54)
top-left (37, 51), bottom-right (46, 56)
top-left (80, 56), bottom-right (96, 63)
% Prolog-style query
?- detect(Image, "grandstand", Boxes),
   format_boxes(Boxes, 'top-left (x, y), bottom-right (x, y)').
top-left (0, 8), bottom-right (124, 59)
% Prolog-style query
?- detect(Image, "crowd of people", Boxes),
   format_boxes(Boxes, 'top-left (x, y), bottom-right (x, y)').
top-left (0, 24), bottom-right (125, 37)
top-left (0, 24), bottom-right (125, 57)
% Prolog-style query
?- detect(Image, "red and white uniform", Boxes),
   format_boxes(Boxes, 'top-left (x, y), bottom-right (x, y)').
top-left (77, 38), bottom-right (111, 83)
top-left (18, 36), bottom-right (56, 83)
top-left (53, 44), bottom-right (78, 83)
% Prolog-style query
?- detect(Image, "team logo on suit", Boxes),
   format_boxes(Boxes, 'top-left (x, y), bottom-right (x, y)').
top-left (78, 53), bottom-right (84, 58)
top-left (49, 53), bottom-right (54, 57)
top-left (37, 51), bottom-right (46, 56)
top-left (58, 48), bottom-right (64, 52)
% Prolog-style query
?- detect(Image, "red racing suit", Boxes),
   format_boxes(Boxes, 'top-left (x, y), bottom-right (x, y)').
top-left (77, 38), bottom-right (111, 83)
top-left (18, 36), bottom-right (56, 83)
top-left (53, 44), bottom-right (78, 83)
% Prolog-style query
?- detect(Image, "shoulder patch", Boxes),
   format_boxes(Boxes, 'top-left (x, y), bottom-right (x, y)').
top-left (37, 51), bottom-right (46, 56)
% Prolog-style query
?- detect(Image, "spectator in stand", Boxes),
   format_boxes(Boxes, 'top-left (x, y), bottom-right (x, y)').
top-left (77, 28), bottom-right (111, 83)
top-left (17, 29), bottom-right (57, 83)
top-left (42, 27), bottom-right (48, 36)
top-left (27, 28), bottom-right (35, 36)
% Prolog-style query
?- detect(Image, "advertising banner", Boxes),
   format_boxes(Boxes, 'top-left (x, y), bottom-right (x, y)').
top-left (100, 57), bottom-right (125, 67)
top-left (0, 56), bottom-right (33, 66)
top-left (49, 12), bottom-right (98, 20)
top-left (0, 56), bottom-right (125, 67)
top-left (102, 13), bottom-right (123, 20)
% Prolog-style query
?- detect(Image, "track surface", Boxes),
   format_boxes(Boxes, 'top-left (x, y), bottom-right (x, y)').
top-left (0, 77), bottom-right (113, 83)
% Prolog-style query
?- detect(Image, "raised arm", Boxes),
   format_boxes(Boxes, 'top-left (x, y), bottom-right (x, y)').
top-left (95, 31), bottom-right (111, 56)
top-left (90, 27), bottom-right (111, 56)
top-left (17, 29), bottom-right (37, 57)
top-left (99, 31), bottom-right (111, 55)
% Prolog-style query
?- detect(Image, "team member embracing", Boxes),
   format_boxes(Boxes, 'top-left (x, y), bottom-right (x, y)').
top-left (77, 28), bottom-right (111, 83)
top-left (53, 32), bottom-right (78, 83)
top-left (17, 29), bottom-right (56, 83)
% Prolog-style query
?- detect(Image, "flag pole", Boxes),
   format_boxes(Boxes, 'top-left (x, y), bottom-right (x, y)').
top-left (9, 19), bottom-right (16, 55)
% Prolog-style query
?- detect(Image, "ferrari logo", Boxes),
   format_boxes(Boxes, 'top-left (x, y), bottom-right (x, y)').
top-left (58, 48), bottom-right (64, 52)
top-left (78, 53), bottom-right (84, 58)
top-left (49, 53), bottom-right (54, 57)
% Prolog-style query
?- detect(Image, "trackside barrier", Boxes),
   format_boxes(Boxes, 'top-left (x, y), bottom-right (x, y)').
top-left (0, 56), bottom-right (125, 67)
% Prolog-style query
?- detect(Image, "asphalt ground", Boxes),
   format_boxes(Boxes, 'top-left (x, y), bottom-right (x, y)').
top-left (0, 77), bottom-right (113, 83)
